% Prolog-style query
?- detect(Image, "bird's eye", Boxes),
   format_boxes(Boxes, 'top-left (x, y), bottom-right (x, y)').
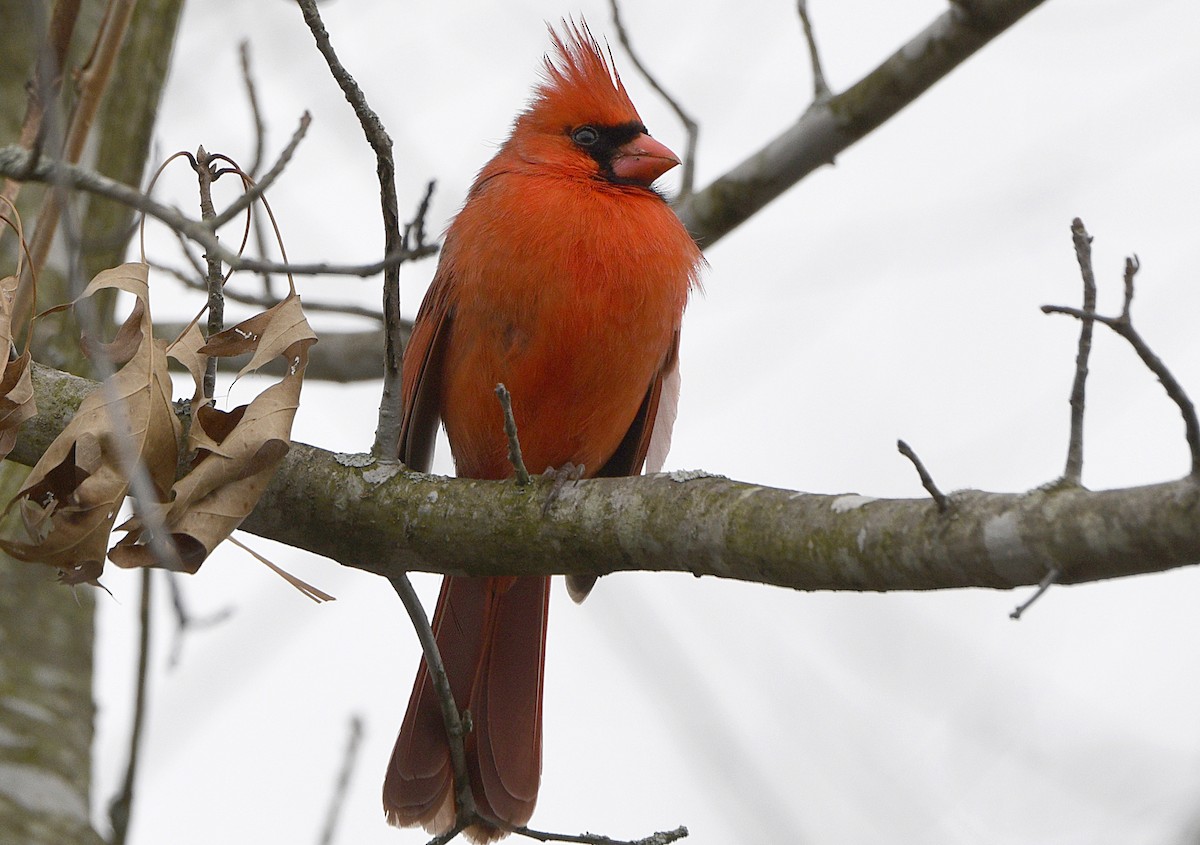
top-left (571, 126), bottom-right (600, 146)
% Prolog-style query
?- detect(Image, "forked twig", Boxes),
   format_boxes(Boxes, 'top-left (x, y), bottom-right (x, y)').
top-left (1044, 256), bottom-right (1200, 477)
top-left (164, 571), bottom-right (234, 669)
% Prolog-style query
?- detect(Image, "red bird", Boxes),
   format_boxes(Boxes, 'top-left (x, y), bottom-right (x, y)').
top-left (383, 21), bottom-right (702, 841)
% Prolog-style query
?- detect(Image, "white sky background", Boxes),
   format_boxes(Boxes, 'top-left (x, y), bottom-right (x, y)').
top-left (87, 1), bottom-right (1200, 843)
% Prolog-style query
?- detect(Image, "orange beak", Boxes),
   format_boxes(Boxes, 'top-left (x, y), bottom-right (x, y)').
top-left (611, 133), bottom-right (681, 186)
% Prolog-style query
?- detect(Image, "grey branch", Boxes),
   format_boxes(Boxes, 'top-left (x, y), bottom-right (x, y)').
top-left (157, 323), bottom-right (404, 383)
top-left (15, 361), bottom-right (1200, 594)
top-left (896, 439), bottom-right (948, 512)
top-left (1062, 217), bottom-right (1098, 485)
top-left (796, 0), bottom-right (831, 101)
top-left (294, 0), bottom-right (407, 459)
top-left (1043, 258), bottom-right (1200, 478)
top-left (676, 0), bottom-right (1047, 248)
top-left (0, 145), bottom-right (434, 276)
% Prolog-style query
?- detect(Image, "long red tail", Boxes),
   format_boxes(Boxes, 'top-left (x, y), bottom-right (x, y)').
top-left (384, 575), bottom-right (550, 841)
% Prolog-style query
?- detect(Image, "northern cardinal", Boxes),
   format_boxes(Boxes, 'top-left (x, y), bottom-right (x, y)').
top-left (383, 21), bottom-right (702, 841)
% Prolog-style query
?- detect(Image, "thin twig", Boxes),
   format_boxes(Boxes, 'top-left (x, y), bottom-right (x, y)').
top-left (387, 574), bottom-right (476, 832)
top-left (0, 145), bottom-right (437, 276)
top-left (1043, 257), bottom-right (1200, 477)
top-left (495, 383), bottom-right (531, 486)
top-left (1009, 566), bottom-right (1060, 620)
top-left (1061, 217), bottom-right (1097, 486)
top-left (192, 146), bottom-right (225, 399)
top-left (675, 0), bottom-right (1048, 249)
top-left (294, 0), bottom-right (406, 460)
top-left (513, 824), bottom-right (689, 845)
top-left (239, 40), bottom-right (267, 179)
top-left (606, 0), bottom-right (699, 198)
top-left (0, 0), bottom-right (77, 223)
top-left (15, 0), bottom-right (136, 330)
top-left (154, 260), bottom-right (388, 322)
top-left (404, 180), bottom-right (437, 254)
top-left (164, 571), bottom-right (234, 669)
top-left (108, 568), bottom-right (153, 845)
top-left (316, 715), bottom-right (365, 845)
top-left (209, 111), bottom-right (311, 231)
top-left (796, 0), bottom-right (832, 101)
top-left (896, 440), bottom-right (948, 512)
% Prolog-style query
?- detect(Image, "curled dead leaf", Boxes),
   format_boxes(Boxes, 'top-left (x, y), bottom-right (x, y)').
top-left (0, 274), bottom-right (38, 459)
top-left (116, 291), bottom-right (317, 573)
top-left (0, 263), bottom-right (181, 576)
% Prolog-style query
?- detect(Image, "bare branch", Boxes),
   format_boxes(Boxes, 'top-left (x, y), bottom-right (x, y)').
top-left (16, 0), bottom-right (137, 326)
top-left (1061, 217), bottom-right (1097, 486)
top-left (192, 146), bottom-right (226, 398)
top-left (496, 383), bottom-right (531, 487)
top-left (513, 823), bottom-right (689, 845)
top-left (1044, 258), bottom-right (1200, 478)
top-left (164, 571), bottom-right (234, 669)
top-left (796, 0), bottom-right (832, 101)
top-left (0, 0), bottom-right (77, 221)
top-left (209, 111), bottom-right (312, 230)
top-left (607, 0), bottom-right (699, 198)
top-left (239, 40), bottom-right (268, 179)
top-left (0, 145), bottom-right (435, 276)
top-left (677, 0), bottom-right (1047, 248)
top-left (17, 361), bottom-right (1200, 595)
top-left (896, 439), bottom-right (948, 512)
top-left (157, 321), bottom-right (403, 383)
top-left (404, 179), bottom-right (437, 254)
top-left (294, 0), bottom-right (406, 459)
top-left (387, 574), bottom-right (475, 831)
top-left (316, 715), bottom-right (365, 845)
top-left (1009, 566), bottom-right (1060, 620)
top-left (107, 568), bottom-right (152, 845)
top-left (155, 264), bottom-right (387, 322)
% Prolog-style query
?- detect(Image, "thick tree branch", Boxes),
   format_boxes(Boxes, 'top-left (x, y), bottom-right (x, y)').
top-left (156, 323), bottom-right (404, 383)
top-left (676, 0), bottom-right (1047, 248)
top-left (15, 361), bottom-right (1200, 593)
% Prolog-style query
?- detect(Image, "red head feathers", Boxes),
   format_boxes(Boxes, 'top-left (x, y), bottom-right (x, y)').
top-left (500, 19), bottom-right (681, 187)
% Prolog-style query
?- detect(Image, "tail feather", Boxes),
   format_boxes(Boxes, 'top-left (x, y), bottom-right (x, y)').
top-left (384, 575), bottom-right (550, 841)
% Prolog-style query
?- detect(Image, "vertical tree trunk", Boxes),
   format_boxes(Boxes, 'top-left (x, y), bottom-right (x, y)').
top-left (0, 1), bottom-right (184, 842)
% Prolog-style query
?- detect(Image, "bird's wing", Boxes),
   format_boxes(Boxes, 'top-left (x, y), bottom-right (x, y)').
top-left (398, 268), bottom-right (455, 472)
top-left (595, 328), bottom-right (680, 478)
top-left (569, 330), bottom-right (680, 603)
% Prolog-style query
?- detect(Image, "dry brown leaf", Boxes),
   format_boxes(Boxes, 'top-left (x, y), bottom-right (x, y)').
top-left (0, 274), bottom-right (38, 459)
top-left (200, 294), bottom-right (315, 380)
top-left (166, 319), bottom-right (210, 394)
top-left (0, 262), bottom-right (182, 578)
top-left (82, 298), bottom-right (145, 365)
top-left (113, 291), bottom-right (316, 572)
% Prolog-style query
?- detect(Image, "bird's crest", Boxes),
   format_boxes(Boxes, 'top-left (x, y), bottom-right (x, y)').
top-left (524, 19), bottom-right (642, 131)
